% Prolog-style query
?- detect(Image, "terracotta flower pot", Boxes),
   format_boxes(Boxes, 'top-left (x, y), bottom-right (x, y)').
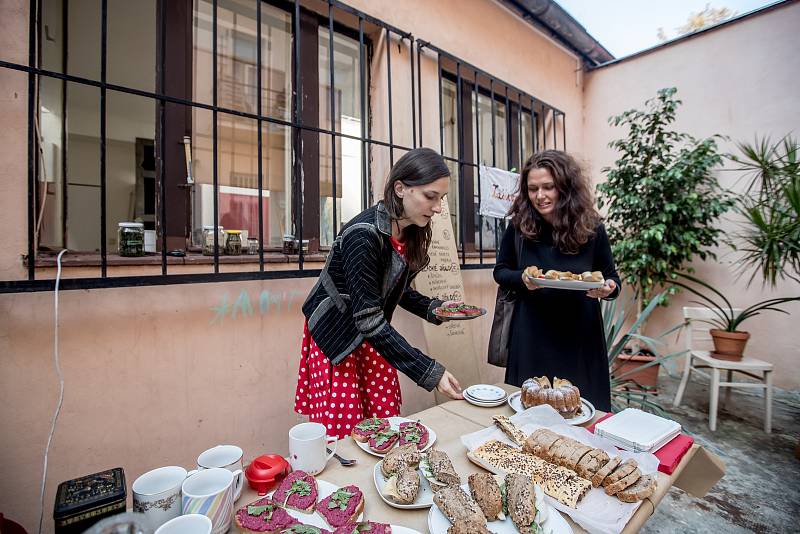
top-left (613, 354), bottom-right (660, 391)
top-left (709, 329), bottom-right (750, 361)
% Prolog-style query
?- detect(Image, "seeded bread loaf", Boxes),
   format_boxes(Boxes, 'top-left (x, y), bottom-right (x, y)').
top-left (382, 466), bottom-right (420, 505)
top-left (447, 519), bottom-right (492, 534)
top-left (505, 473), bottom-right (537, 530)
top-left (381, 443), bottom-right (421, 477)
top-left (427, 448), bottom-right (460, 487)
top-left (468, 473), bottom-right (503, 521)
top-left (432, 485), bottom-right (487, 526)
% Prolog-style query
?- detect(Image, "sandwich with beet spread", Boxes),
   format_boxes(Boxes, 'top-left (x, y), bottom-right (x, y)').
top-left (234, 497), bottom-right (301, 534)
top-left (398, 421), bottom-right (429, 450)
top-left (332, 522), bottom-right (392, 534)
top-left (351, 417), bottom-right (389, 443)
top-left (317, 486), bottom-right (365, 528)
top-left (272, 471), bottom-right (319, 514)
top-left (368, 428), bottom-right (400, 454)
top-left (434, 303), bottom-right (484, 318)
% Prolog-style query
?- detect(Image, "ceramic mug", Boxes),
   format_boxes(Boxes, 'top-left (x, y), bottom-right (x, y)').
top-left (192, 445), bottom-right (244, 501)
top-left (181, 468), bottom-right (238, 534)
top-left (132, 466), bottom-right (187, 530)
top-left (154, 514), bottom-right (212, 534)
top-left (288, 422), bottom-right (337, 475)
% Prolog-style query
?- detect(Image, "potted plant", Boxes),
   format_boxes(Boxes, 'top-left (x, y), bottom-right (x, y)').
top-left (604, 291), bottom-right (684, 412)
top-left (598, 87), bottom-right (734, 384)
top-left (671, 272), bottom-right (799, 360)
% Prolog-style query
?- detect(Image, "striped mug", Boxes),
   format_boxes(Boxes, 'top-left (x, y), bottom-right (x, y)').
top-left (181, 467), bottom-right (239, 534)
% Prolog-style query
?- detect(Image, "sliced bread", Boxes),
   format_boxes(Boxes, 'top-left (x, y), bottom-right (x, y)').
top-left (381, 443), bottom-right (421, 477)
top-left (368, 429), bottom-right (400, 454)
top-left (617, 474), bottom-right (657, 503)
top-left (591, 456), bottom-right (621, 488)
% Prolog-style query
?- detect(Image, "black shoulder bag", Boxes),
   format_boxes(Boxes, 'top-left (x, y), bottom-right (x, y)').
top-left (487, 229), bottom-right (523, 367)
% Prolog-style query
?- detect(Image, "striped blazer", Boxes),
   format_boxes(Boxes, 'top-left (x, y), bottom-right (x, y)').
top-left (301, 202), bottom-right (446, 391)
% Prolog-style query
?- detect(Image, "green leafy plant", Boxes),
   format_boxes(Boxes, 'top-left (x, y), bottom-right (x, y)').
top-left (603, 291), bottom-right (684, 414)
top-left (670, 272), bottom-right (799, 332)
top-left (727, 135), bottom-right (800, 286)
top-left (598, 87), bottom-right (734, 319)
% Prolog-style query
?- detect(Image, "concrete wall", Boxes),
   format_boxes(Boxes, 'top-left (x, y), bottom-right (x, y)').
top-left (581, 1), bottom-right (800, 388)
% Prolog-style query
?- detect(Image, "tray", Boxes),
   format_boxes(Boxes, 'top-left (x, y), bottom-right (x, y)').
top-left (526, 276), bottom-right (604, 291)
top-left (507, 392), bottom-right (595, 426)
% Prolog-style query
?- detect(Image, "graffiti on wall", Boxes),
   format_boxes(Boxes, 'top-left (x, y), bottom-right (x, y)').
top-left (210, 289), bottom-right (306, 325)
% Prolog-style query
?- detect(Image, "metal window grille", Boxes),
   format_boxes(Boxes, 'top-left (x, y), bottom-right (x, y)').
top-left (0, 0), bottom-right (565, 293)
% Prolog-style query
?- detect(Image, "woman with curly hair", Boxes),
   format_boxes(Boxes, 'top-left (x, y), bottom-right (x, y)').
top-left (493, 150), bottom-right (620, 410)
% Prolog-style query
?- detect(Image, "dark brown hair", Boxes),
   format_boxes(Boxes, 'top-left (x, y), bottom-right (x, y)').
top-left (510, 150), bottom-right (601, 254)
top-left (383, 148), bottom-right (450, 271)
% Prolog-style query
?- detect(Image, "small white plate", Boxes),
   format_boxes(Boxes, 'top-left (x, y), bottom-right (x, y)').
top-left (465, 384), bottom-right (507, 402)
top-left (426, 482), bottom-right (572, 534)
top-left (265, 479), bottom-right (363, 530)
top-left (354, 417), bottom-right (437, 458)
top-left (373, 461), bottom-right (435, 509)
top-left (463, 392), bottom-right (507, 408)
top-left (507, 392), bottom-right (596, 426)
top-left (525, 275), bottom-right (604, 291)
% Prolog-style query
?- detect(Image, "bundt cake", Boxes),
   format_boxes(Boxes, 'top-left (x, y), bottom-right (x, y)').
top-left (520, 376), bottom-right (581, 418)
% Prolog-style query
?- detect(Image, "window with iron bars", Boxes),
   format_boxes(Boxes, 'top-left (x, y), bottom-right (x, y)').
top-left (0, 0), bottom-right (565, 292)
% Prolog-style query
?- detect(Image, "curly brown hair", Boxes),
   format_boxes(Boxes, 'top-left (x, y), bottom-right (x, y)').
top-left (509, 150), bottom-right (601, 254)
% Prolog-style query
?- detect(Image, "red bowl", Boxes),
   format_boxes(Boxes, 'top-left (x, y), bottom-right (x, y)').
top-left (245, 454), bottom-right (291, 495)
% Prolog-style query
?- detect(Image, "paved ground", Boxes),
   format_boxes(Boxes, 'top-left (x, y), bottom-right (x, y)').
top-left (640, 368), bottom-right (799, 534)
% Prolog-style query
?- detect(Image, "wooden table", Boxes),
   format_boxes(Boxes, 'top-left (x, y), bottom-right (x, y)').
top-left (235, 384), bottom-right (724, 533)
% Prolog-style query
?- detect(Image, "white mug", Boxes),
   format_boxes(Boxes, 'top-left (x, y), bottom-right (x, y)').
top-left (288, 422), bottom-right (337, 475)
top-left (181, 468), bottom-right (238, 534)
top-left (132, 466), bottom-right (187, 530)
top-left (192, 445), bottom-right (244, 501)
top-left (154, 514), bottom-right (212, 534)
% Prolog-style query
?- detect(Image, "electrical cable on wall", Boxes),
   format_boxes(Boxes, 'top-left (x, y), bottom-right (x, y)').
top-left (38, 249), bottom-right (67, 534)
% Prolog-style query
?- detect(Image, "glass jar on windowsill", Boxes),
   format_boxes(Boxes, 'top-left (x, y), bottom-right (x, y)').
top-left (202, 225), bottom-right (224, 256)
top-left (224, 230), bottom-right (243, 255)
top-left (117, 222), bottom-right (145, 257)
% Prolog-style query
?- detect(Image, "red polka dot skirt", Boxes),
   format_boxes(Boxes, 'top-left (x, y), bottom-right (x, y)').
top-left (293, 236), bottom-right (407, 439)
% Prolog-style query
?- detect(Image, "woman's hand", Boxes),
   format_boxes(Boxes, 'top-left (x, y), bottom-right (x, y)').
top-left (586, 279), bottom-right (617, 299)
top-left (521, 271), bottom-right (539, 291)
top-left (436, 370), bottom-right (463, 399)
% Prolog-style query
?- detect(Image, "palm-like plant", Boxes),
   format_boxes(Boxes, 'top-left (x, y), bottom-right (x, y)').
top-left (728, 135), bottom-right (800, 286)
top-left (670, 272), bottom-right (800, 332)
top-left (604, 292), bottom-right (684, 415)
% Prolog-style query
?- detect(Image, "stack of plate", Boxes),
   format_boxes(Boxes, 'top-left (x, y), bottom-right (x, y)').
top-left (463, 384), bottom-right (508, 408)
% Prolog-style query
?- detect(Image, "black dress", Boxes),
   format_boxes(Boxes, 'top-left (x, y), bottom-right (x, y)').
top-left (493, 221), bottom-right (621, 411)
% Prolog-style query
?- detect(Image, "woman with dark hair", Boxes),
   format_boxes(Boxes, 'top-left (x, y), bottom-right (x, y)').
top-left (493, 150), bottom-right (620, 411)
top-left (294, 147), bottom-right (463, 438)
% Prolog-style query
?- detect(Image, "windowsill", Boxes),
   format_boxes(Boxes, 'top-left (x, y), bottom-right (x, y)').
top-left (32, 250), bottom-right (329, 268)
top-left (30, 249), bottom-right (494, 269)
